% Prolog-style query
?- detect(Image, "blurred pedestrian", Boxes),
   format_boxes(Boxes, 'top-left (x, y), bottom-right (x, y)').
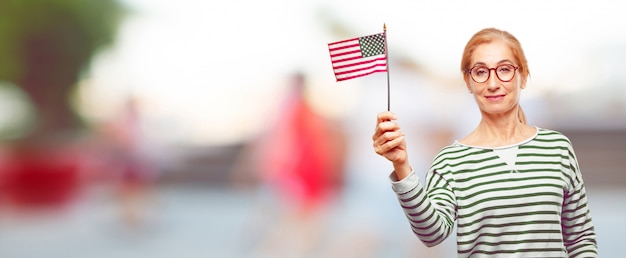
top-left (105, 96), bottom-right (158, 230)
top-left (234, 72), bottom-right (347, 256)
top-left (373, 28), bottom-right (598, 257)
top-left (261, 73), bottom-right (345, 210)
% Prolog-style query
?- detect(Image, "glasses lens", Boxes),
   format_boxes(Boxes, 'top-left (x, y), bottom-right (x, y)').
top-left (471, 67), bottom-right (489, 83)
top-left (496, 64), bottom-right (516, 82)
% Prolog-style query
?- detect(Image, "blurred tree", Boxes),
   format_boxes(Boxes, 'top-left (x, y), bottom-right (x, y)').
top-left (0, 0), bottom-right (124, 143)
top-left (0, 0), bottom-right (125, 208)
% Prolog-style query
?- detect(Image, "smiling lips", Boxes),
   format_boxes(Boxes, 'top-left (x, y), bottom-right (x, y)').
top-left (485, 94), bottom-right (505, 101)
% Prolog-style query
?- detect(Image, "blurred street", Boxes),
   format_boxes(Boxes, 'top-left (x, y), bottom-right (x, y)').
top-left (1, 178), bottom-right (624, 258)
top-left (1, 129), bottom-right (625, 258)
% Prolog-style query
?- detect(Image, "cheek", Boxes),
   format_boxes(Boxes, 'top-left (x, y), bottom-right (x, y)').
top-left (507, 77), bottom-right (523, 92)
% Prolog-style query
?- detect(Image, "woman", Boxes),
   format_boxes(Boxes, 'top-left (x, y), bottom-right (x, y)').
top-left (372, 28), bottom-right (598, 257)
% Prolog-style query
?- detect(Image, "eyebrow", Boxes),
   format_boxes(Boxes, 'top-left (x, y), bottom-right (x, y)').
top-left (471, 59), bottom-right (515, 67)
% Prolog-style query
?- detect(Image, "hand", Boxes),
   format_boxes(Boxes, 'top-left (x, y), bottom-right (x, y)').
top-left (372, 111), bottom-right (411, 178)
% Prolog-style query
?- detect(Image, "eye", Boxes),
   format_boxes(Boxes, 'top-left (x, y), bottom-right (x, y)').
top-left (473, 67), bottom-right (489, 77)
top-left (497, 65), bottom-right (513, 74)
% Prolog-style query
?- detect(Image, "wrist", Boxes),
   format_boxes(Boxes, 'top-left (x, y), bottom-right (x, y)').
top-left (393, 161), bottom-right (412, 181)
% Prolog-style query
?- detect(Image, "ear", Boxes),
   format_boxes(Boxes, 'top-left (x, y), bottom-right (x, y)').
top-left (465, 78), bottom-right (474, 93)
top-left (518, 75), bottom-right (527, 89)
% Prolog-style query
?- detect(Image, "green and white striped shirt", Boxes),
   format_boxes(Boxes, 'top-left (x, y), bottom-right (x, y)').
top-left (391, 128), bottom-right (598, 257)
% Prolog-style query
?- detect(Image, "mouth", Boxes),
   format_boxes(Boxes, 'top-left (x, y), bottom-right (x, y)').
top-left (485, 94), bottom-right (505, 101)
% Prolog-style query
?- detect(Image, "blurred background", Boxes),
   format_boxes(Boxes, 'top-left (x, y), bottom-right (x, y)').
top-left (0, 0), bottom-right (624, 257)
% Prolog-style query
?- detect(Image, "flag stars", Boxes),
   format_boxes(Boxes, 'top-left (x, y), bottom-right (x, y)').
top-left (359, 34), bottom-right (385, 57)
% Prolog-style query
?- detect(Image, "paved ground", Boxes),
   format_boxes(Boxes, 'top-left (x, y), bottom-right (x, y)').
top-left (0, 183), bottom-right (622, 258)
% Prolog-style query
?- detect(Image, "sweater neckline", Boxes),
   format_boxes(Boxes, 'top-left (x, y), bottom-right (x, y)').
top-left (453, 126), bottom-right (539, 150)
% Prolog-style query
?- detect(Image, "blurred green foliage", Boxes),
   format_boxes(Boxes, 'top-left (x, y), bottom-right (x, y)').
top-left (0, 0), bottom-right (122, 81)
top-left (0, 0), bottom-right (124, 141)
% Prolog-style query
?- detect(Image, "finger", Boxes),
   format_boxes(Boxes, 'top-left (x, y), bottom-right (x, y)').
top-left (373, 130), bottom-right (404, 146)
top-left (380, 120), bottom-right (400, 131)
top-left (376, 111), bottom-right (397, 124)
top-left (374, 135), bottom-right (405, 154)
top-left (373, 120), bottom-right (400, 140)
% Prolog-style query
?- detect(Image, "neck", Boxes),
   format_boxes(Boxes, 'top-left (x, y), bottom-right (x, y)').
top-left (472, 108), bottom-right (530, 147)
top-left (477, 119), bottom-right (524, 144)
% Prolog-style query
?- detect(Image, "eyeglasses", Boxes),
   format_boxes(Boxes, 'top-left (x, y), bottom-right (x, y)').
top-left (466, 64), bottom-right (519, 83)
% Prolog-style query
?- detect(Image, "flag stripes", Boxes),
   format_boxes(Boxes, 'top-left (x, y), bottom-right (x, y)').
top-left (328, 32), bottom-right (387, 81)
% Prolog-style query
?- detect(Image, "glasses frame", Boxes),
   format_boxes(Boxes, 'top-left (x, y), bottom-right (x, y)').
top-left (466, 64), bottom-right (519, 83)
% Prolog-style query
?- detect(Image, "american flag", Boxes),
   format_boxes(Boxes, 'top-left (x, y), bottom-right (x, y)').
top-left (328, 32), bottom-right (387, 81)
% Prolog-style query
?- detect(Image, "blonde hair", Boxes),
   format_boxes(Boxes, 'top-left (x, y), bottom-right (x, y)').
top-left (460, 28), bottom-right (529, 124)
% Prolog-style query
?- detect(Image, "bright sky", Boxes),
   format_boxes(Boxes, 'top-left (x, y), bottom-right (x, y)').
top-left (76, 0), bottom-right (626, 146)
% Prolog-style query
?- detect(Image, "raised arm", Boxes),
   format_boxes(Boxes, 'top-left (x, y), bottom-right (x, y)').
top-left (373, 111), bottom-right (456, 247)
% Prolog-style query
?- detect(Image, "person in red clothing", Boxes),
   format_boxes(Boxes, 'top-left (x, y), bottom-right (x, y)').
top-left (233, 72), bottom-right (347, 256)
top-left (259, 72), bottom-right (345, 211)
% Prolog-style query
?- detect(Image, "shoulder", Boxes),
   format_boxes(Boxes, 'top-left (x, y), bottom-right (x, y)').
top-left (430, 143), bottom-right (489, 167)
top-left (529, 127), bottom-right (578, 158)
top-left (434, 143), bottom-right (470, 158)
top-left (534, 127), bottom-right (574, 146)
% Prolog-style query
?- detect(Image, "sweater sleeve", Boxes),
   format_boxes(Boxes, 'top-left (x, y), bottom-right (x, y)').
top-left (390, 169), bottom-right (457, 247)
top-left (562, 144), bottom-right (598, 257)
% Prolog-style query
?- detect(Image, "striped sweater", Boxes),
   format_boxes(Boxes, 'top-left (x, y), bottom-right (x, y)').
top-left (390, 128), bottom-right (598, 257)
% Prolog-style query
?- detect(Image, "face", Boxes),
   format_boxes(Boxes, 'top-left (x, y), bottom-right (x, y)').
top-left (467, 40), bottom-right (524, 117)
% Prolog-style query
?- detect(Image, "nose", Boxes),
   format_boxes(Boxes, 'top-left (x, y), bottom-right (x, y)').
top-left (486, 69), bottom-right (500, 90)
